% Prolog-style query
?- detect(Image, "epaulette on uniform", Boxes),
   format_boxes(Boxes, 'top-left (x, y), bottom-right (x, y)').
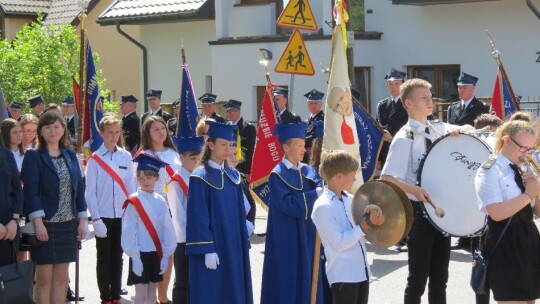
top-left (482, 157), bottom-right (497, 169)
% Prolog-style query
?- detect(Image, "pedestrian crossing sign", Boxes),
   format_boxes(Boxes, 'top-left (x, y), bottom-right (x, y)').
top-left (275, 30), bottom-right (315, 76)
top-left (277, 0), bottom-right (318, 31)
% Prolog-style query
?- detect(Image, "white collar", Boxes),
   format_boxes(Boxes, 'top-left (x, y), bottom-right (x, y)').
top-left (461, 97), bottom-right (474, 107)
top-left (391, 95), bottom-right (400, 103)
top-left (97, 143), bottom-right (119, 156)
top-left (208, 159), bottom-right (225, 170)
top-left (282, 157), bottom-right (305, 170)
top-left (65, 115), bottom-right (74, 120)
top-left (124, 111), bottom-right (135, 117)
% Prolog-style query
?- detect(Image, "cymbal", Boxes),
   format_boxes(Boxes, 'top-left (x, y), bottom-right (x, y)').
top-left (352, 180), bottom-right (411, 248)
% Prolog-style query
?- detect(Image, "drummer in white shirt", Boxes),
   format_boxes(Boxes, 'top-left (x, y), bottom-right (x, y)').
top-left (380, 78), bottom-right (472, 304)
top-left (85, 116), bottom-right (137, 304)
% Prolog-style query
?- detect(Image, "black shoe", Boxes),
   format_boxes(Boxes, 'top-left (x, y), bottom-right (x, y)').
top-left (120, 288), bottom-right (128, 295)
top-left (66, 286), bottom-right (85, 302)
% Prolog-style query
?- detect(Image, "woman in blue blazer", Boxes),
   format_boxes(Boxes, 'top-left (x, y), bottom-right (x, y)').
top-left (21, 111), bottom-right (87, 304)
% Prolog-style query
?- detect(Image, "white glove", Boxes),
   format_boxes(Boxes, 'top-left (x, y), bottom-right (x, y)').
top-left (93, 219), bottom-right (107, 238)
top-left (159, 256), bottom-right (168, 274)
top-left (132, 257), bottom-right (143, 276)
top-left (205, 253), bottom-right (219, 270)
top-left (246, 220), bottom-right (254, 236)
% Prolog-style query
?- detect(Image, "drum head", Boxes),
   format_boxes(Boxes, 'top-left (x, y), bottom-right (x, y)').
top-left (352, 180), bottom-right (410, 248)
top-left (418, 133), bottom-right (489, 237)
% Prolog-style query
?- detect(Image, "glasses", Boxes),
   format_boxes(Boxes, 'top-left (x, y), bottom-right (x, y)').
top-left (509, 137), bottom-right (535, 153)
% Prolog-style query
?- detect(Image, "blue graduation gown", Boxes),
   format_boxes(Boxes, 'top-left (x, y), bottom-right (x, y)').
top-left (186, 165), bottom-right (253, 304)
top-left (261, 162), bottom-right (325, 304)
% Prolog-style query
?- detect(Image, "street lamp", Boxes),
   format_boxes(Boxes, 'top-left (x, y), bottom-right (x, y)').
top-left (258, 48), bottom-right (272, 67)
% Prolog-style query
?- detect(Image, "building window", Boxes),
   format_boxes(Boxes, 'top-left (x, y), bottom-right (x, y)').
top-left (353, 67), bottom-right (371, 112)
top-left (407, 64), bottom-right (460, 120)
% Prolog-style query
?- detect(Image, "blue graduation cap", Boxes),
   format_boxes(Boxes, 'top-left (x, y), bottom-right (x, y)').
top-left (10, 102), bottom-right (22, 110)
top-left (457, 72), bottom-right (478, 86)
top-left (273, 87), bottom-right (288, 97)
top-left (304, 89), bottom-right (324, 101)
top-left (173, 136), bottom-right (204, 154)
top-left (62, 96), bottom-right (74, 105)
top-left (224, 99), bottom-right (242, 110)
top-left (133, 152), bottom-right (169, 174)
top-left (198, 93), bottom-right (217, 104)
top-left (206, 120), bottom-right (238, 141)
top-left (273, 122), bottom-right (308, 143)
top-left (120, 95), bottom-right (138, 104)
top-left (385, 68), bottom-right (406, 81)
top-left (313, 120), bottom-right (324, 138)
top-left (146, 89), bottom-right (162, 99)
top-left (28, 95), bottom-right (44, 108)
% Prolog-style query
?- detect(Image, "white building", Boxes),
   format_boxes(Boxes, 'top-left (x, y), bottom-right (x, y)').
top-left (98, 0), bottom-right (540, 120)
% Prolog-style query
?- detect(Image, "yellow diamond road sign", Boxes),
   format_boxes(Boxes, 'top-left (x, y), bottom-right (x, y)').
top-left (277, 0), bottom-right (318, 31)
top-left (275, 30), bottom-right (315, 76)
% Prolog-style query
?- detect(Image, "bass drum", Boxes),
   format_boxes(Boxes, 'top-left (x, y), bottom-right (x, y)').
top-left (418, 133), bottom-right (490, 237)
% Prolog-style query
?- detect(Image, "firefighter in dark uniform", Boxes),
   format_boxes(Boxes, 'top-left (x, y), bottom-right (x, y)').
top-left (303, 89), bottom-right (324, 163)
top-left (198, 93), bottom-right (226, 123)
top-left (447, 72), bottom-right (489, 126)
top-left (273, 87), bottom-right (301, 124)
top-left (62, 96), bottom-right (77, 144)
top-left (28, 94), bottom-right (45, 117)
top-left (120, 95), bottom-right (140, 153)
top-left (141, 89), bottom-right (173, 125)
top-left (376, 68), bottom-right (408, 169)
top-left (167, 98), bottom-right (180, 134)
top-left (9, 102), bottom-right (22, 121)
top-left (224, 99), bottom-right (256, 177)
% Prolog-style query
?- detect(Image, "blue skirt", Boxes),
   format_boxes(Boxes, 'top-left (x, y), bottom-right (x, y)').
top-left (31, 220), bottom-right (78, 265)
top-left (127, 251), bottom-right (162, 285)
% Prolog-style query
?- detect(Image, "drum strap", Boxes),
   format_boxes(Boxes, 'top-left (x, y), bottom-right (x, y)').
top-left (424, 127), bottom-right (432, 148)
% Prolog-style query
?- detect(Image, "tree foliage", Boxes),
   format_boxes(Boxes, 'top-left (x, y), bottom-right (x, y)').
top-left (349, 0), bottom-right (365, 31)
top-left (0, 15), bottom-right (108, 114)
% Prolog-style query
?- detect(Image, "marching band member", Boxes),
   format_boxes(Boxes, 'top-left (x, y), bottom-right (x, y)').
top-left (185, 120), bottom-right (253, 304)
top-left (139, 115), bottom-right (181, 304)
top-left (380, 78), bottom-right (472, 304)
top-left (261, 122), bottom-right (325, 304)
top-left (122, 153), bottom-right (176, 304)
top-left (474, 120), bottom-right (540, 303)
top-left (312, 150), bottom-right (383, 304)
top-left (167, 136), bottom-right (204, 304)
top-left (85, 116), bottom-right (137, 304)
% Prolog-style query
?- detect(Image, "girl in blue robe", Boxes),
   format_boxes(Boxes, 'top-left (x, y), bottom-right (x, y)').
top-left (185, 120), bottom-right (253, 304)
top-left (261, 122), bottom-right (326, 304)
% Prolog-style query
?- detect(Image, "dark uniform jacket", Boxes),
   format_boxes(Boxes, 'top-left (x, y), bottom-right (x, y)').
top-left (376, 97), bottom-right (408, 165)
top-left (65, 116), bottom-right (76, 145)
top-left (280, 109), bottom-right (302, 124)
top-left (141, 108), bottom-right (173, 126)
top-left (303, 110), bottom-right (324, 163)
top-left (234, 117), bottom-right (257, 175)
top-left (208, 112), bottom-right (226, 123)
top-left (446, 97), bottom-right (489, 126)
top-left (122, 112), bottom-right (140, 152)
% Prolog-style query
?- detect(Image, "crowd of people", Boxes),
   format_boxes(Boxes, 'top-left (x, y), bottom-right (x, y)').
top-left (0, 68), bottom-right (539, 304)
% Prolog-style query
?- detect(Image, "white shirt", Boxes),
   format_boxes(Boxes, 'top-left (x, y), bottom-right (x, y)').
top-left (144, 148), bottom-right (182, 198)
top-left (311, 188), bottom-right (370, 284)
top-left (282, 157), bottom-right (306, 171)
top-left (461, 96), bottom-right (474, 110)
top-left (167, 165), bottom-right (191, 243)
top-left (474, 154), bottom-right (535, 213)
top-left (11, 149), bottom-right (24, 172)
top-left (121, 189), bottom-right (176, 259)
top-left (381, 118), bottom-right (453, 200)
top-left (85, 144), bottom-right (137, 219)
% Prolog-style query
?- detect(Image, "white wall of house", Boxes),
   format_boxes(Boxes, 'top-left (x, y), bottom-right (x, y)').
top-left (140, 21), bottom-right (215, 106)
top-left (227, 3), bottom-right (276, 37)
top-left (364, 0), bottom-right (540, 107)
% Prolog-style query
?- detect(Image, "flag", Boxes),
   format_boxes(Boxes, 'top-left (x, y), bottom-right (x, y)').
top-left (490, 70), bottom-right (517, 120)
top-left (351, 98), bottom-right (383, 182)
top-left (249, 82), bottom-right (281, 209)
top-left (322, 12), bottom-right (363, 193)
top-left (177, 63), bottom-right (199, 137)
top-left (0, 85), bottom-right (10, 124)
top-left (83, 43), bottom-right (103, 152)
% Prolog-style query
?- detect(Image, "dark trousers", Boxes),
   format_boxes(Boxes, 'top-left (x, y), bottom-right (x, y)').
top-left (172, 243), bottom-right (189, 304)
top-left (331, 281), bottom-right (369, 304)
top-left (95, 218), bottom-right (123, 301)
top-left (404, 203), bottom-right (451, 304)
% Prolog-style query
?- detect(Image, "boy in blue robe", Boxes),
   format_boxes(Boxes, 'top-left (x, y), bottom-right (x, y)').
top-left (261, 122), bottom-right (326, 304)
top-left (185, 120), bottom-right (253, 304)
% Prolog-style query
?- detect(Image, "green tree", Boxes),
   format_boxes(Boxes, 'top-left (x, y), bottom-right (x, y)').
top-left (0, 15), bottom-right (110, 114)
top-left (349, 0), bottom-right (365, 31)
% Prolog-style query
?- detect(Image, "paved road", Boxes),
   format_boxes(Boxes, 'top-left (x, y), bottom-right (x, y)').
top-left (70, 207), bottom-right (536, 303)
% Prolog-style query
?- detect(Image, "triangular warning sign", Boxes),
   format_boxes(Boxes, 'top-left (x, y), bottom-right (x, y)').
top-left (275, 30), bottom-right (315, 76)
top-left (277, 0), bottom-right (318, 31)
